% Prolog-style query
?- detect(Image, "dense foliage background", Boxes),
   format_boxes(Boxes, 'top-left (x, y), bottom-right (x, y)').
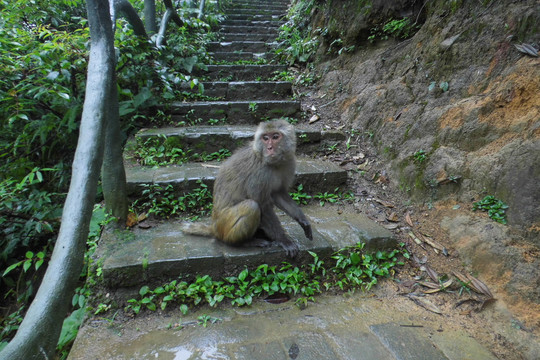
top-left (0, 0), bottom-right (222, 354)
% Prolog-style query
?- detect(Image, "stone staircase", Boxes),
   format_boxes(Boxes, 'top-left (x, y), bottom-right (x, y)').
top-left (96, 0), bottom-right (396, 290)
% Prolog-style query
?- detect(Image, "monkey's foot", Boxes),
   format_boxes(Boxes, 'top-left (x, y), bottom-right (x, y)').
top-left (245, 238), bottom-right (274, 248)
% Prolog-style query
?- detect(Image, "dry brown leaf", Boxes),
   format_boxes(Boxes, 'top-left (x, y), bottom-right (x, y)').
top-left (387, 212), bottom-right (399, 222)
top-left (425, 266), bottom-right (439, 282)
top-left (309, 114), bottom-right (320, 123)
top-left (374, 198), bottom-right (394, 208)
top-left (408, 294), bottom-right (442, 314)
top-left (126, 212), bottom-right (138, 228)
top-left (467, 275), bottom-right (494, 298)
top-left (384, 223), bottom-right (400, 230)
top-left (405, 212), bottom-right (413, 227)
top-left (418, 281), bottom-right (440, 289)
top-left (421, 233), bottom-right (447, 254)
top-left (453, 271), bottom-right (494, 299)
top-left (408, 231), bottom-right (423, 245)
top-left (137, 213), bottom-right (148, 222)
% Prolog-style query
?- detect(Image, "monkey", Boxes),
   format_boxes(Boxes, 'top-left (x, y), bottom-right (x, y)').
top-left (182, 119), bottom-right (313, 258)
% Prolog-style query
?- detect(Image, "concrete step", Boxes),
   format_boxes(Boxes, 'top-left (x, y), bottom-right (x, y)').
top-left (95, 206), bottom-right (395, 289)
top-left (181, 80), bottom-right (293, 100)
top-left (125, 155), bottom-right (347, 195)
top-left (220, 32), bottom-right (280, 42)
top-left (166, 100), bottom-right (301, 123)
top-left (220, 24), bottom-right (279, 34)
top-left (225, 13), bottom-right (284, 21)
top-left (131, 125), bottom-right (345, 153)
top-left (210, 51), bottom-right (271, 62)
top-left (221, 19), bottom-right (284, 27)
top-left (224, 8), bottom-right (286, 16)
top-left (70, 292), bottom-right (499, 360)
top-left (227, 3), bottom-right (288, 11)
top-left (195, 64), bottom-right (288, 81)
top-left (208, 41), bottom-right (276, 54)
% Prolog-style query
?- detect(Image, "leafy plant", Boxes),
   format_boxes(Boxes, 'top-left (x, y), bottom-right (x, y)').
top-left (368, 17), bottom-right (419, 42)
top-left (248, 102), bottom-right (258, 113)
top-left (413, 150), bottom-right (427, 164)
top-left (124, 243), bottom-right (409, 315)
top-left (133, 181), bottom-right (213, 219)
top-left (290, 184), bottom-right (312, 205)
top-left (473, 195), bottom-right (508, 224)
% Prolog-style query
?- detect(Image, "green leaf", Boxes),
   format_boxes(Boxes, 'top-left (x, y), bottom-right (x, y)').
top-left (3, 262), bottom-right (22, 276)
top-left (23, 260), bottom-right (32, 272)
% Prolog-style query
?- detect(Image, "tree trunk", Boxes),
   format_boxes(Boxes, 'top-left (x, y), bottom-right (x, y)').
top-left (144, 0), bottom-right (157, 35)
top-left (0, 0), bottom-right (115, 358)
top-left (101, 79), bottom-right (128, 223)
top-left (111, 0), bottom-right (148, 37)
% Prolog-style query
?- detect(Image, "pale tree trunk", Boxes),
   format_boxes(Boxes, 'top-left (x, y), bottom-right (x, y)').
top-left (101, 80), bottom-right (128, 222)
top-left (0, 0), bottom-right (115, 358)
top-left (110, 0), bottom-right (148, 37)
top-left (144, 0), bottom-right (157, 35)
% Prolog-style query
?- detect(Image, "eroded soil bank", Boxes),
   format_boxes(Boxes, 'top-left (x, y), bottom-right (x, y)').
top-left (292, 0), bottom-right (539, 352)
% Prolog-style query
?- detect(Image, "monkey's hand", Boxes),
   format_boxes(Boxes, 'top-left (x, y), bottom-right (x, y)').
top-left (300, 220), bottom-right (313, 241)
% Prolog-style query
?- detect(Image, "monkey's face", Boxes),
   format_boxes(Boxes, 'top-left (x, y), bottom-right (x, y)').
top-left (261, 131), bottom-right (282, 157)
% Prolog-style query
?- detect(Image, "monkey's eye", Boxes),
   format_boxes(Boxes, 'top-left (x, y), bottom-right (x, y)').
top-left (262, 135), bottom-right (270, 141)
top-left (272, 133), bottom-right (281, 140)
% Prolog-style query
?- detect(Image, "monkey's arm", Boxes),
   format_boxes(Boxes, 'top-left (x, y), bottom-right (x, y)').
top-left (273, 191), bottom-right (313, 241)
top-left (259, 206), bottom-right (299, 258)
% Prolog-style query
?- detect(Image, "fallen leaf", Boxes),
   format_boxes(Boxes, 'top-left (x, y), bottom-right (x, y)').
top-left (408, 231), bottom-right (423, 245)
top-left (384, 223), bottom-right (400, 230)
top-left (425, 265), bottom-right (439, 282)
top-left (309, 114), bottom-right (320, 123)
top-left (405, 212), bottom-right (414, 227)
top-left (453, 271), bottom-right (494, 298)
top-left (375, 198), bottom-right (394, 208)
top-left (514, 43), bottom-right (539, 57)
top-left (408, 294), bottom-right (442, 314)
top-left (387, 212), bottom-right (399, 222)
top-left (126, 212), bottom-right (138, 227)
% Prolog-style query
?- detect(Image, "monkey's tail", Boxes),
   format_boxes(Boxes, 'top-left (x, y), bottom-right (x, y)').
top-left (180, 221), bottom-right (214, 237)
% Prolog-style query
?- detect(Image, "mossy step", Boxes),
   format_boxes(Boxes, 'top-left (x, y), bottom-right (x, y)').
top-left (224, 8), bottom-right (286, 16)
top-left (226, 4), bottom-right (288, 11)
top-left (194, 64), bottom-right (288, 81)
top-left (208, 40), bottom-right (276, 53)
top-left (125, 156), bottom-right (347, 195)
top-left (221, 19), bottom-right (285, 27)
top-left (224, 14), bottom-right (284, 21)
top-left (180, 80), bottom-right (292, 100)
top-left (166, 100), bottom-right (300, 123)
top-left (219, 33), bottom-right (278, 42)
top-left (220, 25), bottom-right (280, 34)
top-left (131, 124), bottom-right (345, 153)
top-left (96, 206), bottom-right (396, 289)
top-left (210, 51), bottom-right (271, 62)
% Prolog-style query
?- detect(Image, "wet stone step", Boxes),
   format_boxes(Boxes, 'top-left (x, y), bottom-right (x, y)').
top-left (219, 32), bottom-right (278, 42)
top-left (95, 207), bottom-right (396, 289)
top-left (210, 51), bottom-right (270, 62)
top-left (125, 156), bottom-right (348, 195)
top-left (227, 3), bottom-right (288, 11)
top-left (220, 25), bottom-right (279, 34)
top-left (225, 13), bottom-right (284, 21)
top-left (194, 64), bottom-right (288, 81)
top-left (208, 41), bottom-right (276, 54)
top-left (132, 125), bottom-right (346, 153)
top-left (224, 8), bottom-right (287, 16)
top-left (181, 81), bottom-right (292, 100)
top-left (221, 19), bottom-right (285, 27)
top-left (167, 100), bottom-right (301, 123)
